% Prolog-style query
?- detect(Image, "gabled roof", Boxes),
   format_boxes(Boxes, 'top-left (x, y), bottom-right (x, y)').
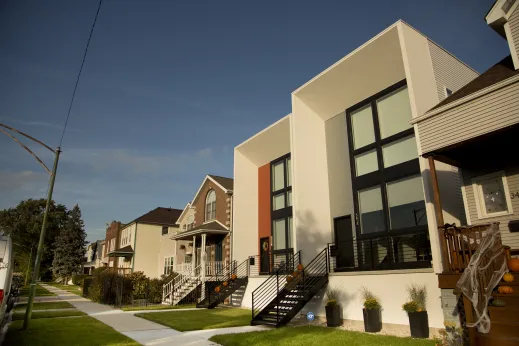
top-left (127, 207), bottom-right (183, 227)
top-left (175, 202), bottom-right (193, 224)
top-left (429, 56), bottom-right (518, 111)
top-left (191, 175), bottom-right (234, 204)
top-left (190, 220), bottom-right (229, 232)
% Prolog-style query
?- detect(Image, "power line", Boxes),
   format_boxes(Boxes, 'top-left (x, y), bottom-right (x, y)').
top-left (59, 0), bottom-right (104, 147)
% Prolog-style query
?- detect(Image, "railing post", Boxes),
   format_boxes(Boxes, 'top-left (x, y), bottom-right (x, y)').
top-left (252, 292), bottom-right (254, 319)
top-left (276, 271), bottom-right (279, 325)
top-left (370, 239), bottom-right (375, 270)
top-left (325, 246), bottom-right (329, 273)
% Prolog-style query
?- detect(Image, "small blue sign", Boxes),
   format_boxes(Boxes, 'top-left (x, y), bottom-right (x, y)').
top-left (306, 312), bottom-right (315, 322)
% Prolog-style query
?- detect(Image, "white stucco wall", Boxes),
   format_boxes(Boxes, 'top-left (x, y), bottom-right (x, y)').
top-left (325, 112), bottom-right (355, 238)
top-left (240, 277), bottom-right (269, 309)
top-left (291, 96), bottom-right (333, 264)
top-left (232, 149), bottom-right (259, 263)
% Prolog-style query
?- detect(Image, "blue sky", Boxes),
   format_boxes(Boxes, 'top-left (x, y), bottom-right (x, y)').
top-left (0, 0), bottom-right (510, 242)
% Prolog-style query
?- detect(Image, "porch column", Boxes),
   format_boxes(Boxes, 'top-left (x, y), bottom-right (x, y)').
top-left (428, 156), bottom-right (444, 225)
top-left (192, 235), bottom-right (197, 276)
top-left (201, 233), bottom-right (207, 279)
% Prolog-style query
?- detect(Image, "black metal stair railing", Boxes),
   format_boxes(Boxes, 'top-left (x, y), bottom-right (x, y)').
top-left (291, 247), bottom-right (328, 303)
top-left (199, 258), bottom-right (249, 307)
top-left (251, 251), bottom-right (301, 321)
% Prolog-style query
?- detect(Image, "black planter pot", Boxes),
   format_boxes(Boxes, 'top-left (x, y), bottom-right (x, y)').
top-left (325, 305), bottom-right (342, 327)
top-left (408, 311), bottom-right (429, 338)
top-left (363, 308), bottom-right (382, 333)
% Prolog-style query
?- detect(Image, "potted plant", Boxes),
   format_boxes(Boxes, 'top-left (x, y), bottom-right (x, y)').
top-left (359, 286), bottom-right (382, 333)
top-left (325, 286), bottom-right (342, 327)
top-left (402, 284), bottom-right (429, 338)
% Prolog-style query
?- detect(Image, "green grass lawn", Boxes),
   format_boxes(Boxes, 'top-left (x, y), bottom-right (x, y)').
top-left (19, 285), bottom-right (56, 297)
top-left (209, 326), bottom-right (436, 346)
top-left (15, 301), bottom-right (74, 311)
top-left (122, 303), bottom-right (196, 311)
top-left (135, 308), bottom-right (251, 331)
top-left (45, 282), bottom-right (83, 295)
top-left (4, 316), bottom-right (139, 346)
top-left (12, 309), bottom-right (86, 320)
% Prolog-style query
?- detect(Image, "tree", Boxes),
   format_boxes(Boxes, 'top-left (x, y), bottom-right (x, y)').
top-left (52, 205), bottom-right (87, 284)
top-left (0, 199), bottom-right (68, 280)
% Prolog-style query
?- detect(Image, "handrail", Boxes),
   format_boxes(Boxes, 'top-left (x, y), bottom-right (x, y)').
top-left (162, 264), bottom-right (202, 304)
top-left (251, 251), bottom-right (301, 320)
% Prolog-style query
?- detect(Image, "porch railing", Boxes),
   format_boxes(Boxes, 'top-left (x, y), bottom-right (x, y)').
top-left (248, 250), bottom-right (295, 276)
top-left (174, 263), bottom-right (192, 274)
top-left (439, 223), bottom-right (490, 273)
top-left (117, 268), bottom-right (132, 276)
top-left (205, 261), bottom-right (228, 276)
top-left (327, 230), bottom-right (432, 272)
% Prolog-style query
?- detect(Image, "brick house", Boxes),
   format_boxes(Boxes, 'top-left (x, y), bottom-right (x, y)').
top-left (103, 221), bottom-right (122, 269)
top-left (170, 175), bottom-right (233, 277)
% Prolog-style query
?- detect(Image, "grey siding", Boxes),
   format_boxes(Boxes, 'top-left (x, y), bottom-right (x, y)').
top-left (418, 80), bottom-right (519, 153)
top-left (463, 167), bottom-right (519, 249)
top-left (427, 41), bottom-right (478, 102)
top-left (510, 4), bottom-right (519, 61)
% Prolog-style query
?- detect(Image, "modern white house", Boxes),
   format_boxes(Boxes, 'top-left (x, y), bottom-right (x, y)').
top-left (233, 20), bottom-right (480, 330)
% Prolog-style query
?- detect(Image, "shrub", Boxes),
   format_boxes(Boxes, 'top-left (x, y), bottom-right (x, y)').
top-left (359, 286), bottom-right (381, 310)
top-left (402, 301), bottom-right (419, 313)
top-left (72, 274), bottom-right (88, 286)
top-left (407, 284), bottom-right (427, 311)
top-left (325, 286), bottom-right (341, 307)
top-left (88, 268), bottom-right (132, 305)
top-left (92, 267), bottom-right (108, 276)
top-left (147, 278), bottom-right (163, 304)
top-left (128, 271), bottom-right (148, 299)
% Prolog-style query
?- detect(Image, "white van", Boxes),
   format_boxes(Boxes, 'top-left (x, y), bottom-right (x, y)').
top-left (0, 236), bottom-right (13, 324)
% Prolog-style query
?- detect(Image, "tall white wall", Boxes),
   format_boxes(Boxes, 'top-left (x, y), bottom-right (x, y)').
top-left (325, 112), bottom-right (355, 237)
top-left (399, 22), bottom-right (467, 273)
top-left (291, 96), bottom-right (333, 264)
top-left (232, 149), bottom-right (258, 263)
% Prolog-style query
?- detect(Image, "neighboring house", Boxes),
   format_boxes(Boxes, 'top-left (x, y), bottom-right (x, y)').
top-left (163, 175), bottom-right (234, 305)
top-left (170, 175), bottom-right (234, 276)
top-left (107, 207), bottom-right (183, 278)
top-left (412, 1), bottom-right (519, 344)
top-left (103, 221), bottom-right (122, 269)
top-left (233, 20), bottom-right (478, 329)
top-left (82, 240), bottom-right (105, 274)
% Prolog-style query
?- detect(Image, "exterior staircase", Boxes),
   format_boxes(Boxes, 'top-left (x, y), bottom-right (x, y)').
top-left (196, 259), bottom-right (249, 309)
top-left (162, 265), bottom-right (201, 305)
top-left (477, 273), bottom-right (519, 346)
top-left (251, 248), bottom-right (329, 327)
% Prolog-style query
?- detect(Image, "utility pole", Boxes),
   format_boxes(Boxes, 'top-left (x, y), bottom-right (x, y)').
top-left (23, 148), bottom-right (60, 329)
top-left (25, 246), bottom-right (33, 287)
top-left (0, 123), bottom-right (62, 330)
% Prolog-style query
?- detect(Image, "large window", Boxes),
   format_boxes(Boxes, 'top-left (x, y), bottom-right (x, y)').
top-left (271, 154), bottom-right (293, 265)
top-left (205, 190), bottom-right (216, 221)
top-left (164, 256), bottom-right (174, 275)
top-left (347, 81), bottom-right (427, 237)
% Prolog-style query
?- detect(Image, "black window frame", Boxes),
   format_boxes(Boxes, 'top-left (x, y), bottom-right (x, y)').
top-left (345, 79), bottom-right (427, 241)
top-left (162, 226), bottom-right (168, 235)
top-left (270, 153), bottom-right (293, 262)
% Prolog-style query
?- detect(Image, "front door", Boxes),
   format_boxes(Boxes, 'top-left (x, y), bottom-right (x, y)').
top-left (260, 237), bottom-right (270, 274)
top-left (334, 215), bottom-right (354, 270)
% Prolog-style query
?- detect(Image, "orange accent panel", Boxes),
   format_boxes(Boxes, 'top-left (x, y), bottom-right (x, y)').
top-left (258, 163), bottom-right (271, 254)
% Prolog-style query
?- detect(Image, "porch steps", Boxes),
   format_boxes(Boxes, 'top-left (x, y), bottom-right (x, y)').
top-left (251, 248), bottom-right (328, 328)
top-left (476, 276), bottom-right (519, 346)
top-left (196, 277), bottom-right (248, 309)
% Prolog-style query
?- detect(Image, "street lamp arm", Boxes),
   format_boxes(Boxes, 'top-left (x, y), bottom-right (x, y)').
top-left (0, 123), bottom-right (55, 153)
top-left (0, 128), bottom-right (52, 176)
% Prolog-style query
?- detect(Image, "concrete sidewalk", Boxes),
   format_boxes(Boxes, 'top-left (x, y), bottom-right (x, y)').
top-left (39, 283), bottom-right (268, 345)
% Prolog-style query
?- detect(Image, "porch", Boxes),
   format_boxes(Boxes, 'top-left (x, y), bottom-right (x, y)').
top-left (170, 221), bottom-right (230, 278)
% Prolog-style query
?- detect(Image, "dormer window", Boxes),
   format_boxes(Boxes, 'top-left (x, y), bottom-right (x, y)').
top-left (205, 190), bottom-right (216, 221)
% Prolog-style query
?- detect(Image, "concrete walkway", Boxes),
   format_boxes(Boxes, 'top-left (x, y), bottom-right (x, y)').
top-left (39, 283), bottom-right (269, 345)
